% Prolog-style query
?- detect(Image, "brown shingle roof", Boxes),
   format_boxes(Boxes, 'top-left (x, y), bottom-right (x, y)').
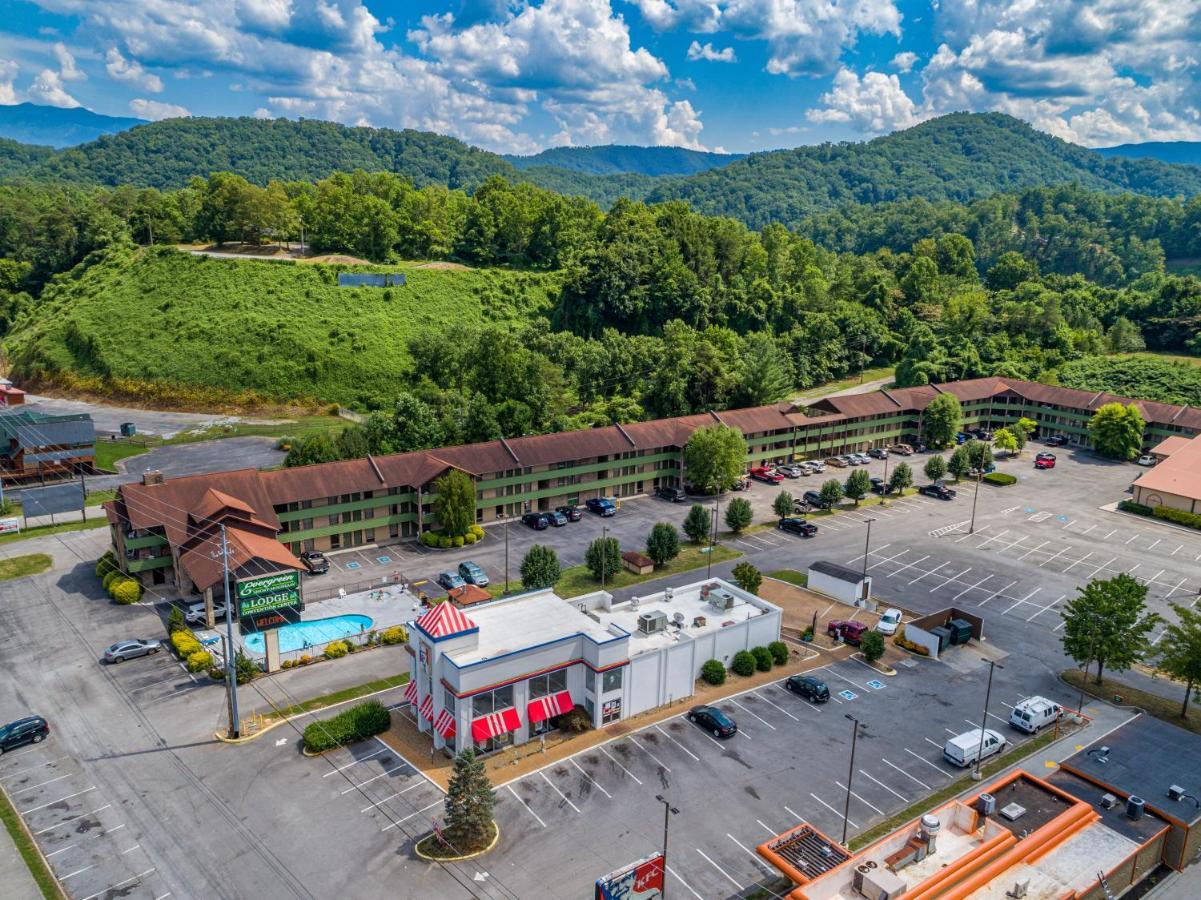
top-left (1133, 434), bottom-right (1201, 502)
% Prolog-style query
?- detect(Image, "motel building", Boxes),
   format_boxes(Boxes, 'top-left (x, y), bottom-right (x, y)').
top-left (404, 578), bottom-right (782, 755)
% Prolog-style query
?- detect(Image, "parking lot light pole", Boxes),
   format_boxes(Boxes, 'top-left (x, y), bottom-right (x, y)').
top-left (969, 471), bottom-right (983, 534)
top-left (217, 524), bottom-right (240, 739)
top-left (707, 498), bottom-right (720, 579)
top-left (842, 714), bottom-right (863, 845)
top-left (601, 525), bottom-right (609, 591)
top-left (861, 518), bottom-right (875, 581)
top-left (503, 516), bottom-right (510, 595)
top-left (972, 660), bottom-right (1003, 780)
top-left (655, 794), bottom-right (679, 896)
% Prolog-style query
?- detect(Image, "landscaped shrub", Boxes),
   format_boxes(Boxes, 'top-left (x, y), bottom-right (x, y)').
top-left (768, 641), bottom-right (789, 666)
top-left (860, 631), bottom-right (885, 663)
top-left (171, 630), bottom-right (202, 658)
top-left (556, 705), bottom-right (592, 733)
top-left (186, 650), bottom-right (213, 672)
top-left (1119, 499), bottom-right (1154, 517)
top-left (751, 646), bottom-right (773, 672)
top-left (469, 524), bottom-right (485, 540)
top-left (1154, 506), bottom-right (1201, 530)
top-left (464, 532), bottom-right (478, 544)
top-left (208, 666), bottom-right (226, 680)
top-left (234, 649), bottom-right (258, 684)
top-left (167, 605), bottom-right (186, 635)
top-left (323, 640), bottom-right (350, 659)
top-left (438, 535), bottom-right (453, 549)
top-left (298, 654), bottom-right (313, 666)
top-left (893, 627), bottom-right (930, 656)
top-left (381, 625), bottom-right (407, 645)
top-left (110, 578), bottom-right (143, 605)
top-left (281, 659), bottom-right (295, 669)
top-left (731, 650), bottom-right (756, 677)
top-left (95, 552), bottom-right (118, 580)
top-left (982, 472), bottom-right (1017, 486)
top-left (453, 535), bottom-right (465, 548)
top-left (302, 700), bottom-right (392, 753)
top-left (420, 531), bottom-right (436, 547)
top-left (102, 570), bottom-right (121, 592)
top-left (701, 659), bottom-right (726, 685)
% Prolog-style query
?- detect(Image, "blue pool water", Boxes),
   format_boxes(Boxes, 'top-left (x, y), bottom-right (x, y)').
top-left (244, 614), bottom-right (374, 654)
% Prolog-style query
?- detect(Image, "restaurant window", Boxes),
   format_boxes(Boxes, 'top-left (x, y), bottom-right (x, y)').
top-left (529, 669), bottom-right (567, 699)
top-left (585, 669), bottom-right (595, 692)
top-left (602, 698), bottom-right (622, 724)
top-left (471, 684), bottom-right (514, 718)
top-left (443, 689), bottom-right (457, 714)
top-left (602, 668), bottom-right (623, 694)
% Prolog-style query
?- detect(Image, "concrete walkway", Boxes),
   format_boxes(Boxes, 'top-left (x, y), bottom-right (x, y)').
top-left (0, 809), bottom-right (44, 900)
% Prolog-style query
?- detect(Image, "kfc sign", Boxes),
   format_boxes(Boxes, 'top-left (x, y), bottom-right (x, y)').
top-left (595, 853), bottom-right (664, 900)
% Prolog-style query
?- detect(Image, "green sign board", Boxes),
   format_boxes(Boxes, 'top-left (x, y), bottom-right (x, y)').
top-left (236, 570), bottom-right (301, 618)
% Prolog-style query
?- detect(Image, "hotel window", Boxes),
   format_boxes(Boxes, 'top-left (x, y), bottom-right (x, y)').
top-left (601, 668), bottom-right (623, 694)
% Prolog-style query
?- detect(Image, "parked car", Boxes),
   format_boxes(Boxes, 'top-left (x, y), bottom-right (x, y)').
top-left (849, 452), bottom-right (871, 465)
top-left (808, 460), bottom-right (826, 473)
top-left (1008, 696), bottom-right (1062, 734)
top-left (437, 571), bottom-right (466, 591)
top-left (749, 465), bottom-right (784, 485)
top-left (556, 505), bottom-right (583, 521)
top-left (458, 561), bottom-right (489, 587)
top-left (919, 483), bottom-right (957, 500)
top-left (967, 464), bottom-right (996, 477)
top-left (792, 499), bottom-right (812, 514)
top-left (870, 476), bottom-right (893, 496)
top-left (103, 638), bottom-right (162, 663)
top-left (1045, 435), bottom-right (1068, 447)
top-left (802, 490), bottom-right (829, 509)
top-left (0, 716), bottom-right (49, 754)
top-left (785, 674), bottom-right (830, 703)
top-left (585, 498), bottom-right (617, 516)
top-left (730, 477), bottom-right (749, 491)
top-left (1035, 452), bottom-right (1056, 470)
top-left (868, 448), bottom-right (889, 459)
top-left (955, 432), bottom-right (970, 445)
top-left (688, 705), bottom-right (737, 738)
top-left (777, 465), bottom-right (802, 479)
top-left (1136, 454), bottom-right (1156, 467)
top-left (778, 517), bottom-right (818, 537)
top-left (522, 512), bottom-right (550, 529)
top-left (875, 608), bottom-right (903, 635)
top-left (548, 510), bottom-right (569, 526)
top-left (656, 486), bottom-right (687, 502)
top-left (299, 549), bottom-right (329, 575)
top-left (185, 599), bottom-right (229, 625)
top-left (943, 728), bottom-right (1007, 768)
top-left (889, 444), bottom-right (914, 455)
top-left (827, 620), bottom-right (868, 646)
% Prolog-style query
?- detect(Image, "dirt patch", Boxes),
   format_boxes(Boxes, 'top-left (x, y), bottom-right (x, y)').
top-left (758, 577), bottom-right (880, 633)
top-left (302, 253), bottom-right (374, 266)
top-left (414, 260), bottom-right (472, 271)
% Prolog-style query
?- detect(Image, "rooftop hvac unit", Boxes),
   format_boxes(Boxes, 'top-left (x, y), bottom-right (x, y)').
top-left (1167, 785), bottom-right (1186, 802)
top-left (978, 793), bottom-right (996, 817)
top-left (637, 610), bottom-right (668, 634)
top-left (856, 867), bottom-right (906, 900)
top-left (1007, 877), bottom-right (1029, 899)
top-left (708, 590), bottom-right (736, 611)
top-left (1000, 803), bottom-right (1027, 822)
top-left (1100, 793), bottom-right (1118, 810)
top-left (1127, 796), bottom-right (1145, 820)
top-left (672, 612), bottom-right (686, 627)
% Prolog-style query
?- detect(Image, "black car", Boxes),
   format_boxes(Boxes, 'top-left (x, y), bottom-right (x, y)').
top-left (1045, 435), bottom-right (1068, 447)
top-left (522, 512), bottom-right (549, 530)
top-left (870, 476), bottom-right (893, 495)
top-left (778, 517), bottom-right (818, 537)
top-left (556, 505), bottom-right (582, 522)
top-left (785, 674), bottom-right (830, 703)
top-left (656, 486), bottom-right (687, 502)
top-left (0, 716), bottom-right (49, 754)
top-left (920, 483), bottom-right (957, 500)
top-left (299, 550), bottom-right (328, 574)
top-left (688, 705), bottom-right (737, 738)
top-left (802, 490), bottom-right (829, 509)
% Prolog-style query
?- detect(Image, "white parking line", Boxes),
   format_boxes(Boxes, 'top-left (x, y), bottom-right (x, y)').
top-left (978, 579), bottom-right (1017, 607)
top-left (1165, 577), bottom-right (1189, 600)
top-left (784, 805), bottom-right (806, 822)
top-left (1037, 546), bottom-right (1070, 568)
top-left (323, 747), bottom-right (387, 776)
top-left (810, 793), bottom-right (857, 829)
top-left (1025, 594), bottom-right (1065, 622)
top-left (835, 781), bottom-right (884, 815)
top-left (951, 574), bottom-right (992, 602)
top-left (82, 868), bottom-right (155, 900)
top-left (655, 724), bottom-right (702, 760)
top-left (953, 525), bottom-right (987, 543)
top-left (1003, 588), bottom-right (1041, 615)
top-left (881, 758), bottom-right (930, 790)
top-left (570, 759), bottom-right (612, 799)
top-left (600, 746), bottom-right (642, 785)
top-left (868, 549), bottom-right (909, 571)
top-left (889, 554), bottom-right (930, 578)
top-left (13, 772), bottom-right (71, 794)
top-left (1085, 556), bottom-right (1119, 579)
top-left (22, 786), bottom-right (95, 814)
top-left (817, 665), bottom-right (866, 690)
top-left (340, 764), bottom-right (407, 794)
top-left (1147, 539), bottom-right (1161, 552)
top-left (506, 784), bottom-right (546, 828)
top-left (753, 691), bottom-right (800, 721)
top-left (1125, 533), bottom-right (1140, 545)
top-left (34, 803), bottom-right (112, 835)
top-left (120, 843), bottom-right (141, 855)
top-left (904, 748), bottom-right (949, 776)
top-left (728, 832), bottom-right (776, 875)
top-left (539, 772), bottom-right (581, 813)
top-left (756, 819), bottom-right (777, 836)
top-left (667, 866), bottom-right (705, 900)
top-left (0, 756), bottom-right (70, 782)
top-left (845, 543), bottom-right (892, 565)
top-left (60, 864), bottom-right (96, 881)
top-left (1171, 544), bottom-right (1184, 557)
top-left (728, 699), bottom-right (777, 730)
top-left (910, 561), bottom-right (951, 585)
top-left (1015, 540), bottom-right (1050, 562)
top-left (1062, 552), bottom-right (1094, 573)
top-left (695, 848), bottom-right (742, 890)
top-left (860, 769), bottom-right (907, 801)
top-left (930, 567), bottom-right (970, 593)
top-left (630, 737), bottom-right (673, 772)
top-left (769, 683), bottom-right (824, 712)
top-left (359, 781), bottom-right (424, 813)
top-left (976, 529), bottom-right (1009, 549)
top-left (381, 799), bottom-right (443, 832)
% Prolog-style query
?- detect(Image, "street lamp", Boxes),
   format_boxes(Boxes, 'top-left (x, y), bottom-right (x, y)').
top-left (969, 470), bottom-right (983, 534)
top-left (502, 514), bottom-right (510, 595)
top-left (707, 497), bottom-right (721, 579)
top-left (655, 794), bottom-right (679, 897)
top-left (861, 518), bottom-right (876, 581)
top-left (842, 714), bottom-right (864, 844)
top-left (973, 660), bottom-right (1003, 780)
top-left (601, 524), bottom-right (609, 591)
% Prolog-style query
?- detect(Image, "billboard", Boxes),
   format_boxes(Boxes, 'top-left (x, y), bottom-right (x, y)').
top-left (595, 854), bottom-right (664, 900)
top-left (20, 482), bottom-right (84, 517)
top-left (235, 570), bottom-right (301, 618)
top-left (0, 517), bottom-right (19, 534)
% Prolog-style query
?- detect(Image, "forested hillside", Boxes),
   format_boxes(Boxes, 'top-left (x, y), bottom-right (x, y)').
top-left (506, 145), bottom-right (742, 176)
top-left (0, 138), bottom-right (53, 181)
top-left (1058, 356), bottom-right (1201, 406)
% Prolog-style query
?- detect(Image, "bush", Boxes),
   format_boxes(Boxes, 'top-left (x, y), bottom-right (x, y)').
top-left (464, 532), bottom-right (478, 544)
top-left (208, 666), bottom-right (226, 680)
top-left (438, 535), bottom-right (453, 549)
top-left (110, 578), bottom-right (143, 605)
top-left (768, 641), bottom-right (789, 666)
top-left (731, 650), bottom-right (756, 677)
top-left (860, 631), bottom-right (885, 663)
top-left (171, 630), bottom-right (202, 658)
top-left (751, 646), bottom-right (773, 672)
top-left (453, 535), bottom-right (465, 548)
top-left (724, 497), bottom-right (753, 533)
top-left (645, 522), bottom-right (681, 566)
top-left (469, 524), bottom-right (485, 540)
top-left (95, 552), bottom-right (118, 580)
top-left (1119, 499), bottom-right (1154, 517)
top-left (1154, 506), bottom-right (1201, 530)
top-left (167, 605), bottom-right (186, 635)
top-left (731, 561), bottom-right (762, 595)
top-left (520, 544), bottom-right (561, 590)
top-left (982, 472), bottom-right (1017, 486)
top-left (186, 649), bottom-right (213, 672)
top-left (102, 570), bottom-right (121, 592)
top-left (234, 649), bottom-right (258, 684)
top-left (893, 627), bottom-right (930, 656)
top-left (302, 700), bottom-right (392, 753)
top-left (701, 659), bottom-right (726, 685)
top-left (298, 654), bottom-right (313, 666)
top-left (556, 705), bottom-right (592, 734)
top-left (281, 659), bottom-right (295, 669)
top-left (381, 625), bottom-right (407, 645)
top-left (324, 640), bottom-right (350, 659)
top-left (420, 531), bottom-right (436, 547)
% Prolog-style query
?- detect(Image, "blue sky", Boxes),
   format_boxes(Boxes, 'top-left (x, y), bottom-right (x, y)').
top-left (1, 0), bottom-right (1199, 154)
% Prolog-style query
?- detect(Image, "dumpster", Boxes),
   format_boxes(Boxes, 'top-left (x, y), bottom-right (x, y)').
top-left (949, 618), bottom-right (973, 645)
top-left (120, 422), bottom-right (137, 437)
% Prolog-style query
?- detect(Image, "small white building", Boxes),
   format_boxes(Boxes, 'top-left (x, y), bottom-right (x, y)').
top-left (807, 560), bottom-right (872, 606)
top-left (405, 578), bottom-right (782, 755)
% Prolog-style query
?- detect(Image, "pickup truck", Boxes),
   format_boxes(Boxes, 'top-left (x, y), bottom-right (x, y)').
top-left (749, 466), bottom-right (784, 485)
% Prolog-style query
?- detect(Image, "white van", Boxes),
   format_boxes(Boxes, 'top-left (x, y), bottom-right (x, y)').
top-left (1008, 697), bottom-right (1062, 734)
top-left (943, 728), bottom-right (1007, 768)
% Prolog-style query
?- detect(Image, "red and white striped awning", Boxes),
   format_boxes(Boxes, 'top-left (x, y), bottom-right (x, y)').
top-left (471, 706), bottom-right (521, 743)
top-left (404, 680), bottom-right (418, 705)
top-left (433, 709), bottom-right (456, 739)
top-left (419, 694), bottom-right (435, 721)
top-left (527, 691), bottom-right (574, 724)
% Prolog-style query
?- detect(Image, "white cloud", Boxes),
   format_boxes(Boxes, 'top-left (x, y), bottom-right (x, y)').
top-left (253, 106), bottom-right (273, 118)
top-left (807, 67), bottom-right (924, 134)
top-left (105, 47), bottom-right (164, 92)
top-left (128, 98), bottom-right (190, 119)
top-left (890, 50), bottom-right (917, 73)
top-left (0, 60), bottom-right (17, 104)
top-left (52, 42), bottom-right (84, 81)
top-left (27, 69), bottom-right (79, 107)
top-left (687, 40), bottom-right (735, 62)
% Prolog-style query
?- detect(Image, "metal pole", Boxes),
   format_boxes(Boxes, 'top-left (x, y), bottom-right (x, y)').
top-left (881, 452), bottom-right (890, 505)
top-left (655, 795), bottom-right (678, 898)
top-left (969, 472), bottom-right (982, 534)
top-left (842, 715), bottom-right (860, 844)
top-left (220, 524), bottom-right (241, 738)
top-left (861, 519), bottom-right (873, 581)
top-left (707, 499), bottom-right (719, 579)
top-left (973, 660), bottom-right (1001, 780)
top-left (601, 525), bottom-right (608, 591)
top-left (503, 518), bottom-right (510, 595)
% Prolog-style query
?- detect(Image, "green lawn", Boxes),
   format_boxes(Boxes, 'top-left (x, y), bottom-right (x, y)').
top-left (1113, 350), bottom-right (1201, 367)
top-left (0, 784), bottom-right (64, 899)
top-left (94, 440), bottom-right (150, 473)
top-left (0, 517), bottom-right (108, 546)
top-left (766, 569), bottom-right (808, 587)
top-left (1061, 669), bottom-right (1199, 735)
top-left (555, 543), bottom-right (742, 598)
top-left (263, 673), bottom-right (409, 722)
top-left (792, 366), bottom-right (895, 402)
top-left (0, 553), bottom-right (52, 580)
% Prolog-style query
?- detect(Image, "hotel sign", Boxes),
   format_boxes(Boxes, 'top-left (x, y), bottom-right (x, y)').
top-left (235, 570), bottom-right (301, 618)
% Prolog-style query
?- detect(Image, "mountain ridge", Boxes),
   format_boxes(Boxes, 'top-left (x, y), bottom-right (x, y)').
top-left (505, 144), bottom-right (743, 176)
top-left (0, 102), bottom-right (146, 148)
top-left (1096, 141), bottom-right (1201, 168)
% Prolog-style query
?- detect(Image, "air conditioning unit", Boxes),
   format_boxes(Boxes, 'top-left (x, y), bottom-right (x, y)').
top-left (978, 793), bottom-right (996, 817)
top-left (857, 867), bottom-right (906, 900)
top-left (1167, 785), bottom-right (1186, 802)
top-left (708, 590), bottom-right (736, 611)
top-left (1100, 793), bottom-right (1118, 810)
top-left (1007, 877), bottom-right (1029, 899)
top-left (637, 610), bottom-right (668, 634)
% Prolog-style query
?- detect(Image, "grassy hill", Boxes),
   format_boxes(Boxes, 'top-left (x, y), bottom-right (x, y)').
top-left (4, 248), bottom-right (559, 406)
top-left (0, 102), bottom-right (145, 149)
top-left (506, 144), bottom-right (742, 176)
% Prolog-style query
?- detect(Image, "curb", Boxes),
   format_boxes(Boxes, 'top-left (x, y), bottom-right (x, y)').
top-left (851, 653), bottom-right (897, 676)
top-left (213, 681), bottom-right (408, 745)
top-left (414, 823), bottom-right (499, 862)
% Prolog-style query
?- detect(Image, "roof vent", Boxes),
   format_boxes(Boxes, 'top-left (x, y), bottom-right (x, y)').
top-left (1000, 803), bottom-right (1027, 821)
top-left (1127, 796), bottom-right (1145, 820)
top-left (1100, 793), bottom-right (1118, 810)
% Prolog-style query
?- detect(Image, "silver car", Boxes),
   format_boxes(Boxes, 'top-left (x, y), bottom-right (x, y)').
top-left (103, 639), bottom-right (162, 663)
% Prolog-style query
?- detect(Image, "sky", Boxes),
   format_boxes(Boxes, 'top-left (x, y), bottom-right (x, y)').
top-left (0, 0), bottom-right (1199, 155)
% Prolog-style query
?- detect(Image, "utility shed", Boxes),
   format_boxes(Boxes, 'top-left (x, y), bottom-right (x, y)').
top-left (807, 560), bottom-right (871, 606)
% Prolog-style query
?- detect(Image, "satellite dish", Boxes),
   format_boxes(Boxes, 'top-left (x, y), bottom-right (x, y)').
top-left (673, 612), bottom-right (686, 625)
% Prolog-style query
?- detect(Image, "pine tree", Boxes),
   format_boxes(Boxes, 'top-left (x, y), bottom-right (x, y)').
top-left (443, 749), bottom-right (496, 852)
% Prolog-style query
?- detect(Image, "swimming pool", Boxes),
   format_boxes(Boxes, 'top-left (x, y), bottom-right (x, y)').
top-left (243, 614), bottom-right (374, 655)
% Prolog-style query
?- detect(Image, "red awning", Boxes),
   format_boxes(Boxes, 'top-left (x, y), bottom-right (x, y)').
top-left (404, 681), bottom-right (418, 705)
top-left (528, 691), bottom-right (574, 724)
top-left (419, 694), bottom-right (434, 721)
top-left (471, 706), bottom-right (521, 743)
top-left (433, 709), bottom-right (456, 739)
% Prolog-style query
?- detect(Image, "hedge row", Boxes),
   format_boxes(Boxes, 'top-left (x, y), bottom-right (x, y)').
top-left (302, 700), bottom-right (391, 753)
top-left (705, 641), bottom-right (791, 683)
top-left (1118, 499), bottom-right (1154, 517)
top-left (419, 524), bottom-right (485, 549)
top-left (982, 472), bottom-right (1017, 486)
top-left (1154, 506), bottom-right (1201, 530)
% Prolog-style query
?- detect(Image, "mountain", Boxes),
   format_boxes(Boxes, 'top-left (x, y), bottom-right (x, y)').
top-left (0, 102), bottom-right (145, 148)
top-left (0, 137), bottom-right (54, 180)
top-left (506, 144), bottom-right (742, 176)
top-left (644, 113), bottom-right (1201, 229)
top-left (1096, 141), bottom-right (1201, 168)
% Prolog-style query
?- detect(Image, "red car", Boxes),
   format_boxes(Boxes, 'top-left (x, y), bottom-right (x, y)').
top-left (1035, 452), bottom-right (1056, 470)
top-left (749, 465), bottom-right (784, 485)
top-left (827, 620), bottom-right (869, 646)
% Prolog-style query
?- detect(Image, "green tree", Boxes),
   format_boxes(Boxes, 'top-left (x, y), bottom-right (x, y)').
top-left (366, 392), bottom-right (444, 454)
top-left (724, 497), bottom-right (753, 533)
top-left (923, 455), bottom-right (947, 482)
top-left (1013, 418), bottom-right (1037, 451)
top-left (734, 333), bottom-right (793, 407)
top-left (683, 503), bottom-right (711, 543)
top-left (819, 478), bottom-right (844, 507)
top-left (646, 522), bottom-right (681, 567)
top-left (844, 468), bottom-right (871, 505)
top-left (284, 432), bottom-right (342, 468)
top-left (986, 251), bottom-right (1038, 291)
top-left (682, 424), bottom-right (747, 494)
top-left (585, 536), bottom-right (621, 583)
top-left (889, 461), bottom-right (913, 494)
top-left (922, 393), bottom-right (963, 448)
top-left (442, 749), bottom-right (496, 853)
top-left (1106, 316), bottom-right (1145, 353)
top-left (773, 490), bottom-right (794, 519)
top-left (947, 445), bottom-right (971, 480)
top-left (965, 439), bottom-right (993, 470)
top-left (1061, 574), bottom-right (1160, 684)
top-left (731, 562), bottom-right (762, 595)
top-left (860, 631), bottom-right (885, 663)
top-left (992, 428), bottom-right (1018, 455)
top-left (1158, 604), bottom-right (1201, 718)
top-left (520, 545), bottom-right (560, 590)
top-left (431, 469), bottom-right (475, 538)
top-left (234, 649), bottom-right (258, 685)
top-left (1088, 402), bottom-right (1145, 460)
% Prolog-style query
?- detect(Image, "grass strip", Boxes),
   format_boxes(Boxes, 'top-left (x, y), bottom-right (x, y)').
top-left (0, 553), bottom-right (53, 581)
top-left (554, 543), bottom-right (742, 599)
top-left (767, 569), bottom-right (808, 587)
top-left (0, 783), bottom-right (66, 899)
top-left (1061, 669), bottom-right (1198, 735)
top-left (263, 673), bottom-right (409, 722)
top-left (93, 440), bottom-right (150, 472)
top-left (849, 727), bottom-right (1063, 850)
top-left (0, 518), bottom-right (108, 546)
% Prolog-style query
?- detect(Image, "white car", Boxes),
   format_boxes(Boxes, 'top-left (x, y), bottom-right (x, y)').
top-left (876, 608), bottom-right (903, 635)
top-left (184, 600), bottom-right (230, 625)
top-left (1136, 454), bottom-right (1155, 467)
top-left (808, 461), bottom-right (826, 473)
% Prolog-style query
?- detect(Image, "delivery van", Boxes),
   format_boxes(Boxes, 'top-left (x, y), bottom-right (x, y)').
top-left (1008, 696), bottom-right (1062, 734)
top-left (943, 728), bottom-right (1006, 768)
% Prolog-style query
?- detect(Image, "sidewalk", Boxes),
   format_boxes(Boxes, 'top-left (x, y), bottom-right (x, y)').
top-left (0, 811), bottom-right (44, 900)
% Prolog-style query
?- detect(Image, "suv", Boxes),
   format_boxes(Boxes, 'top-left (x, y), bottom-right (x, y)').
top-left (585, 498), bottom-right (617, 517)
top-left (870, 476), bottom-right (892, 495)
top-left (299, 550), bottom-right (328, 575)
top-left (522, 512), bottom-right (549, 529)
top-left (849, 453), bottom-right (870, 465)
top-left (0, 716), bottom-right (49, 754)
top-left (749, 466), bottom-right (784, 485)
top-left (556, 505), bottom-right (583, 521)
top-left (826, 456), bottom-right (849, 468)
top-left (1136, 454), bottom-right (1155, 467)
top-left (437, 571), bottom-right (466, 592)
top-left (1035, 452), bottom-right (1056, 470)
top-left (458, 561), bottom-right (489, 587)
top-left (185, 599), bottom-right (229, 625)
top-left (827, 620), bottom-right (868, 645)
top-left (807, 460), bottom-right (826, 474)
top-left (778, 517), bottom-right (818, 537)
top-left (656, 486), bottom-right (687, 502)
top-left (802, 490), bottom-right (829, 509)
top-left (785, 674), bottom-right (829, 703)
top-left (868, 448), bottom-right (889, 459)
top-left (919, 483), bottom-right (956, 500)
